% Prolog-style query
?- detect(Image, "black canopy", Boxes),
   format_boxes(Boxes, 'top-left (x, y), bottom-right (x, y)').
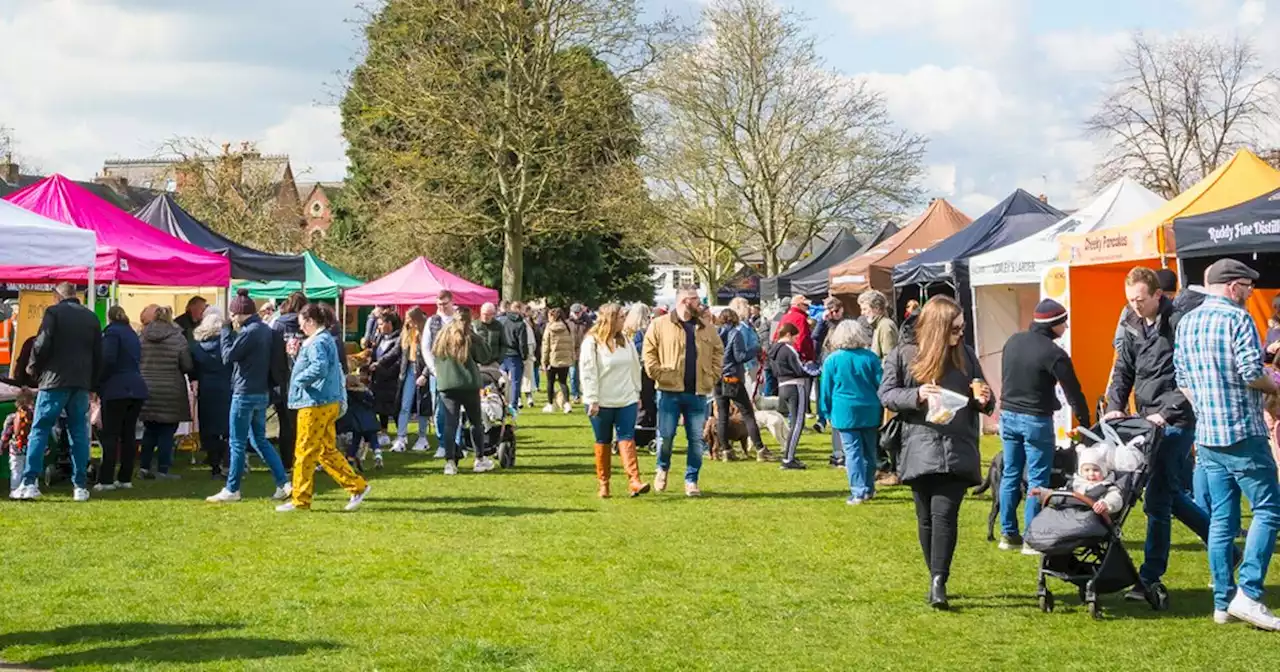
top-left (134, 194), bottom-right (306, 282)
top-left (761, 226), bottom-right (899, 301)
top-left (1173, 187), bottom-right (1280, 258)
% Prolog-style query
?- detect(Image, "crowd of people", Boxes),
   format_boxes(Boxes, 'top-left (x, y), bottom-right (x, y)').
top-left (5, 256), bottom-right (1280, 628)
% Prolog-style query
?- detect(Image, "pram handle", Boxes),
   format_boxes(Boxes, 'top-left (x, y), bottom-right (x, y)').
top-left (1030, 487), bottom-right (1113, 527)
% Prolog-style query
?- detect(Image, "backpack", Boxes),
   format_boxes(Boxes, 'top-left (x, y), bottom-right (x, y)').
top-left (738, 323), bottom-right (761, 361)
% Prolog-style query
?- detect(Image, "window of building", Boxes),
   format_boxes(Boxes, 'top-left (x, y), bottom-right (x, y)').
top-left (309, 200), bottom-right (325, 217)
top-left (165, 179), bottom-right (176, 192)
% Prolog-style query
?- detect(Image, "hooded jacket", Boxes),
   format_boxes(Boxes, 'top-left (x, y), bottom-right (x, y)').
top-left (190, 322), bottom-right (231, 437)
top-left (498, 312), bottom-right (529, 360)
top-left (221, 314), bottom-right (273, 397)
top-left (473, 319), bottom-right (504, 366)
top-left (542, 321), bottom-right (576, 368)
top-left (1106, 295), bottom-right (1193, 427)
top-left (1000, 322), bottom-right (1091, 428)
top-left (775, 306), bottom-right (815, 362)
top-left (139, 320), bottom-right (194, 423)
top-left (99, 321), bottom-right (148, 401)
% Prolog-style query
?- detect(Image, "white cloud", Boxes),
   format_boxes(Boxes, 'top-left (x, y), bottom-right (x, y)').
top-left (830, 0), bottom-right (1023, 60)
top-left (261, 106), bottom-right (347, 181)
top-left (1239, 0), bottom-right (1266, 26)
top-left (957, 192), bottom-right (999, 216)
top-left (923, 164), bottom-right (957, 196)
top-left (1037, 31), bottom-right (1128, 74)
top-left (861, 65), bottom-right (1016, 135)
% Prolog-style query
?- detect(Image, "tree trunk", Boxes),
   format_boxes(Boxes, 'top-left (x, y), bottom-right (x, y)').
top-left (502, 215), bottom-right (524, 301)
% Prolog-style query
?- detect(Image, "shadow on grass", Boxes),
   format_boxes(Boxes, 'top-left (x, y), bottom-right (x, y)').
top-left (0, 622), bottom-right (237, 648)
top-left (711, 490), bottom-right (850, 500)
top-left (20, 637), bottom-right (337, 669)
top-left (371, 505), bottom-right (594, 516)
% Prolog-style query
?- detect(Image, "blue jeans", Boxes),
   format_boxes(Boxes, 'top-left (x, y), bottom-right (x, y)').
top-left (1199, 436), bottom-right (1280, 611)
top-left (226, 393), bottom-right (288, 493)
top-left (533, 365), bottom-right (541, 391)
top-left (589, 403), bottom-right (638, 444)
top-left (999, 411), bottom-right (1055, 536)
top-left (570, 366), bottom-right (581, 399)
top-left (139, 421), bottom-right (179, 474)
top-left (397, 363), bottom-right (429, 440)
top-left (1140, 425), bottom-right (1210, 584)
top-left (500, 355), bottom-right (524, 408)
top-left (838, 428), bottom-right (877, 499)
top-left (22, 387), bottom-right (90, 488)
top-left (656, 391), bottom-right (707, 484)
top-left (762, 367), bottom-right (778, 397)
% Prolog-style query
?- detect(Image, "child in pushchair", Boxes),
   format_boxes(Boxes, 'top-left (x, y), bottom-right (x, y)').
top-left (339, 374), bottom-right (381, 472)
top-left (1025, 417), bottom-right (1160, 619)
top-left (463, 366), bottom-right (517, 468)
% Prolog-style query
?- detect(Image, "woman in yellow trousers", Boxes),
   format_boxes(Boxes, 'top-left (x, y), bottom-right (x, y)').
top-left (277, 303), bottom-right (372, 512)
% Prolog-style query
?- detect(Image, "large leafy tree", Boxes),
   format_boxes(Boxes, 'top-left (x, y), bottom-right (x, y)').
top-left (337, 0), bottom-right (665, 300)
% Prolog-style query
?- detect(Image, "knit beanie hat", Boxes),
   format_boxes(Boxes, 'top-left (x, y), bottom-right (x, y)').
top-left (1077, 444), bottom-right (1111, 479)
top-left (1033, 298), bottom-right (1068, 327)
top-left (1155, 269), bottom-right (1178, 293)
top-left (229, 288), bottom-right (257, 316)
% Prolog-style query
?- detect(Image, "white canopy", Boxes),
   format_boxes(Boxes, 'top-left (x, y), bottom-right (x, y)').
top-left (968, 178), bottom-right (1167, 287)
top-left (0, 199), bottom-right (98, 269)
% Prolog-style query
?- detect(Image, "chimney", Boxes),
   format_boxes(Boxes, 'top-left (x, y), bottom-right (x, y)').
top-left (221, 142), bottom-right (231, 155)
top-left (0, 159), bottom-right (17, 185)
top-left (1038, 193), bottom-right (1048, 203)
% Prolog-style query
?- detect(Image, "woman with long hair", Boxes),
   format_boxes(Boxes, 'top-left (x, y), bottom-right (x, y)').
top-left (138, 305), bottom-right (193, 480)
top-left (369, 311), bottom-right (403, 448)
top-left (623, 303), bottom-right (658, 453)
top-left (95, 305), bottom-right (149, 491)
top-left (580, 303), bottom-right (649, 498)
top-left (278, 303), bottom-right (371, 512)
top-left (190, 307), bottom-right (232, 480)
top-left (878, 296), bottom-right (993, 609)
top-left (433, 307), bottom-right (494, 475)
top-left (541, 307), bottom-right (575, 413)
top-left (394, 307), bottom-right (431, 453)
top-left (714, 308), bottom-right (768, 462)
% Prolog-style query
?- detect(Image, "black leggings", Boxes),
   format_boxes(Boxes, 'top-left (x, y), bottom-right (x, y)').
top-left (779, 383), bottom-right (809, 463)
top-left (910, 474), bottom-right (968, 581)
top-left (98, 398), bottom-right (142, 485)
top-left (546, 367), bottom-right (570, 405)
top-left (714, 383), bottom-right (764, 450)
top-left (441, 389), bottom-right (485, 462)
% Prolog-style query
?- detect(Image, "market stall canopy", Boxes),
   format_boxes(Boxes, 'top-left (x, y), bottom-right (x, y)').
top-left (829, 198), bottom-right (972, 295)
top-left (1172, 186), bottom-right (1280, 258)
top-left (233, 251), bottom-right (364, 300)
top-left (344, 256), bottom-right (498, 307)
top-left (1057, 149), bottom-right (1280, 266)
top-left (3, 175), bottom-right (230, 286)
top-left (0, 199), bottom-right (97, 269)
top-left (893, 189), bottom-right (1064, 287)
top-left (760, 229), bottom-right (867, 301)
top-left (135, 194), bottom-right (306, 282)
top-left (969, 178), bottom-right (1167, 286)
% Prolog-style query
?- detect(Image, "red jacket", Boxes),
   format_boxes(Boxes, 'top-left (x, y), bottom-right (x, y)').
top-left (775, 306), bottom-right (814, 362)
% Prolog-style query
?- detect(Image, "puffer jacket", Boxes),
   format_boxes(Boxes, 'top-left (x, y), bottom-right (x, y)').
top-left (370, 330), bottom-right (402, 416)
top-left (190, 330), bottom-right (231, 437)
top-left (541, 321), bottom-right (576, 368)
top-left (775, 306), bottom-right (814, 361)
top-left (1106, 295), bottom-right (1193, 427)
top-left (641, 311), bottom-right (723, 395)
top-left (878, 341), bottom-right (993, 486)
top-left (139, 320), bottom-right (194, 423)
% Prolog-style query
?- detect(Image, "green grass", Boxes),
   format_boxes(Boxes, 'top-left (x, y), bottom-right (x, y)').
top-left (0, 409), bottom-right (1275, 671)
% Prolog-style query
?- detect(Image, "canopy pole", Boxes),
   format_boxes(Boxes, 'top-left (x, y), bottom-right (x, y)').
top-left (86, 265), bottom-right (95, 315)
top-left (337, 291), bottom-right (345, 341)
top-left (110, 280), bottom-right (118, 307)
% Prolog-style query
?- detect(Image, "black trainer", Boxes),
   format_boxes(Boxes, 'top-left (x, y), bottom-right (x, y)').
top-left (997, 533), bottom-right (1023, 551)
top-left (780, 459), bottom-right (807, 471)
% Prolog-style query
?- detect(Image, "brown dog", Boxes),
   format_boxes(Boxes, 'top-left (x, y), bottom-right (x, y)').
top-left (704, 403), bottom-right (749, 461)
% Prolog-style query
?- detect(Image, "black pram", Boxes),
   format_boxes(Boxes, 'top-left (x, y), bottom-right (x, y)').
top-left (1027, 417), bottom-right (1161, 619)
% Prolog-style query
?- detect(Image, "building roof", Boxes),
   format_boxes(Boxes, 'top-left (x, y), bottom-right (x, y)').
top-left (0, 170), bottom-right (157, 211)
top-left (296, 180), bottom-right (345, 201)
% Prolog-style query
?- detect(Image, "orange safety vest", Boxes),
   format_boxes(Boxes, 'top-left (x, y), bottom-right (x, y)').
top-left (0, 317), bottom-right (12, 367)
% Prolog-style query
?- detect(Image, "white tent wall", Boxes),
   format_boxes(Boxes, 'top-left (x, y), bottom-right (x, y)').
top-left (973, 283), bottom-right (1040, 431)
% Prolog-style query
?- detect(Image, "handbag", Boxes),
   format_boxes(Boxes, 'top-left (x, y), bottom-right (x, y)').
top-left (879, 414), bottom-right (903, 457)
top-left (720, 375), bottom-right (742, 399)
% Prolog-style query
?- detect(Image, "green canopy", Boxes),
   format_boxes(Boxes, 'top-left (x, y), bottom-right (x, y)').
top-left (233, 251), bottom-right (363, 300)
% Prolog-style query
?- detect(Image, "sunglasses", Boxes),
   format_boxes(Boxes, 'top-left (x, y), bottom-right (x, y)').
top-left (950, 324), bottom-right (965, 335)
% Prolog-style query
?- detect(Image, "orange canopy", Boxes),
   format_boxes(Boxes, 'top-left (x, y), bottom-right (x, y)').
top-left (1057, 149), bottom-right (1280, 266)
top-left (828, 198), bottom-right (972, 295)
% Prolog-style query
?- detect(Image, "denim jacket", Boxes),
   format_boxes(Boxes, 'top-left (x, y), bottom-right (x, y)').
top-left (287, 330), bottom-right (346, 413)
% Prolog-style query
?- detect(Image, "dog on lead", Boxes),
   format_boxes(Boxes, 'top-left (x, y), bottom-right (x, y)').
top-left (972, 447), bottom-right (1077, 541)
top-left (704, 403), bottom-right (749, 461)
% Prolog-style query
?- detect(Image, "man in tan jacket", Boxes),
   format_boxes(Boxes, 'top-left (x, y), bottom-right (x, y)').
top-left (642, 286), bottom-right (724, 497)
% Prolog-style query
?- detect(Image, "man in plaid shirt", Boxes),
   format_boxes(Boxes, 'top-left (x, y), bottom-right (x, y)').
top-left (1175, 258), bottom-right (1280, 630)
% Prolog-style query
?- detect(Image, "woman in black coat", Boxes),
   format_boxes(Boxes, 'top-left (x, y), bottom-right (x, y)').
top-left (95, 306), bottom-right (149, 490)
top-left (878, 296), bottom-right (993, 610)
top-left (368, 311), bottom-right (403, 443)
top-left (191, 309), bottom-right (233, 479)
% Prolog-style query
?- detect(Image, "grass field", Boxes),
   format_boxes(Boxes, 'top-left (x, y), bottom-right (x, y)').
top-left (0, 408), bottom-right (1276, 671)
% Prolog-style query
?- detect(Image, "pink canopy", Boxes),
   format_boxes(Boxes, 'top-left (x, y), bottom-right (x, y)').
top-left (344, 256), bottom-right (499, 307)
top-left (2, 175), bottom-right (230, 286)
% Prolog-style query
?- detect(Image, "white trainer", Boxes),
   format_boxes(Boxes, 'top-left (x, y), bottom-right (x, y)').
top-left (390, 437), bottom-right (407, 453)
top-left (377, 433), bottom-right (390, 447)
top-left (563, 402), bottom-right (572, 414)
top-left (345, 484), bottom-right (372, 511)
top-left (444, 460), bottom-right (458, 476)
top-left (473, 457), bottom-right (495, 473)
top-left (272, 483), bottom-right (293, 501)
top-left (1021, 544), bottom-right (1042, 557)
top-left (1214, 610), bottom-right (1236, 625)
top-left (433, 445), bottom-right (446, 459)
top-left (542, 404), bottom-right (555, 414)
top-left (411, 436), bottom-right (429, 453)
top-left (93, 483), bottom-right (117, 492)
top-left (114, 481), bottom-right (132, 490)
top-left (206, 488), bottom-right (242, 503)
top-left (275, 501), bottom-right (299, 513)
top-left (9, 484), bottom-right (38, 500)
top-left (73, 488), bottom-right (90, 502)
top-left (1227, 591), bottom-right (1280, 631)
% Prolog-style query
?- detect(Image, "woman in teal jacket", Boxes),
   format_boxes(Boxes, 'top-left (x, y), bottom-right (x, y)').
top-left (278, 303), bottom-right (371, 513)
top-left (820, 319), bottom-right (884, 505)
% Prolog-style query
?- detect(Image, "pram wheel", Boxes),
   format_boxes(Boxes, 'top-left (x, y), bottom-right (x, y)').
top-left (1039, 592), bottom-right (1054, 613)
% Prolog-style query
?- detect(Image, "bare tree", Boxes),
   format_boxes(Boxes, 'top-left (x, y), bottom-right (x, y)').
top-left (644, 0), bottom-right (925, 277)
top-left (1086, 33), bottom-right (1277, 198)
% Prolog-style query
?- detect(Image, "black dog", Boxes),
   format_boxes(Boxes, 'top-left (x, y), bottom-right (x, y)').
top-left (972, 447), bottom-right (1078, 541)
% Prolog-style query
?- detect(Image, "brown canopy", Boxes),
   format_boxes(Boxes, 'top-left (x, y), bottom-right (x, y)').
top-left (828, 198), bottom-right (972, 295)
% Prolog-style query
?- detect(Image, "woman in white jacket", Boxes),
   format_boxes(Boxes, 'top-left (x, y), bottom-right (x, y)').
top-left (580, 303), bottom-right (650, 498)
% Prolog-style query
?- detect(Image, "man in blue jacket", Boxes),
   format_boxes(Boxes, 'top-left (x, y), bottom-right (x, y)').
top-left (207, 289), bottom-right (291, 503)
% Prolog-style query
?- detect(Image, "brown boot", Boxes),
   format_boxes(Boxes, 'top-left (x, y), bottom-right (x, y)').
top-left (594, 443), bottom-right (611, 498)
top-left (617, 440), bottom-right (650, 497)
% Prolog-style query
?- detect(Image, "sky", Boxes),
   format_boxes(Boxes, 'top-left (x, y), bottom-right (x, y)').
top-left (0, 0), bottom-right (1275, 215)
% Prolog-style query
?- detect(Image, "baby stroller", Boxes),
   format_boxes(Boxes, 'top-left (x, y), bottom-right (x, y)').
top-left (1027, 417), bottom-right (1161, 619)
top-left (463, 366), bottom-right (517, 468)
